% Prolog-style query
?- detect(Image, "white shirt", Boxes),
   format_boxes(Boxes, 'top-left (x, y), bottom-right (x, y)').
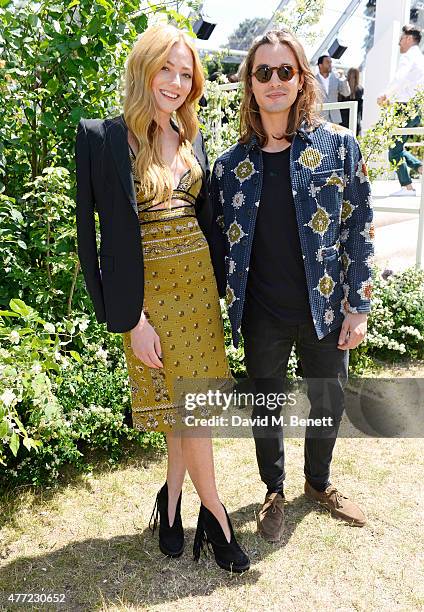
top-left (382, 44), bottom-right (424, 103)
top-left (317, 72), bottom-right (330, 95)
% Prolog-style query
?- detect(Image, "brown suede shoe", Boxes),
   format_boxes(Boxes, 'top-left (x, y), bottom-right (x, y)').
top-left (257, 492), bottom-right (285, 542)
top-left (304, 481), bottom-right (366, 527)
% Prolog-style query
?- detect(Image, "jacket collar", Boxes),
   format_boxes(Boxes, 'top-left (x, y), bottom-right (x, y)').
top-left (243, 118), bottom-right (314, 152)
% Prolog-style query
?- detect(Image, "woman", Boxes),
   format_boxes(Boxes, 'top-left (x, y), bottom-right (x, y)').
top-left (75, 24), bottom-right (249, 573)
top-left (338, 67), bottom-right (363, 135)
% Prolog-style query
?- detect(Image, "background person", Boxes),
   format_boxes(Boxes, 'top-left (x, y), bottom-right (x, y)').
top-left (339, 67), bottom-right (364, 136)
top-left (377, 24), bottom-right (424, 196)
top-left (315, 54), bottom-right (351, 125)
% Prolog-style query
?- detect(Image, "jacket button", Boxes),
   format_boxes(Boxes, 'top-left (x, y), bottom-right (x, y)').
top-left (238, 271), bottom-right (243, 277)
top-left (242, 239), bottom-right (248, 246)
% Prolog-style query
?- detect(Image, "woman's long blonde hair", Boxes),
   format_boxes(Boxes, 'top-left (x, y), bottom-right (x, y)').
top-left (239, 29), bottom-right (324, 147)
top-left (123, 24), bottom-right (204, 203)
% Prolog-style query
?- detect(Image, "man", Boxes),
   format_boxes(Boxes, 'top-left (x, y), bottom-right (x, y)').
top-left (210, 29), bottom-right (374, 542)
top-left (377, 24), bottom-right (424, 197)
top-left (316, 54), bottom-right (351, 125)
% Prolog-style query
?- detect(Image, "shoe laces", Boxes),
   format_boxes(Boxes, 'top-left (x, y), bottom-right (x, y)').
top-left (265, 493), bottom-right (283, 514)
top-left (326, 486), bottom-right (347, 509)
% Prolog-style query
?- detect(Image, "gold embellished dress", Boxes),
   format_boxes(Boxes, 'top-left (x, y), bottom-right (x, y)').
top-left (122, 149), bottom-right (233, 433)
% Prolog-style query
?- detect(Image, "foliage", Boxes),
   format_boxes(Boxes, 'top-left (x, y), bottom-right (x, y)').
top-left (225, 17), bottom-right (269, 51)
top-left (201, 78), bottom-right (242, 165)
top-left (274, 0), bottom-right (325, 45)
top-left (358, 90), bottom-right (424, 182)
top-left (0, 0), bottom-right (150, 199)
top-left (0, 167), bottom-right (87, 319)
top-left (365, 267), bottom-right (424, 358)
top-left (0, 298), bottom-right (68, 468)
top-left (0, 299), bottom-right (165, 487)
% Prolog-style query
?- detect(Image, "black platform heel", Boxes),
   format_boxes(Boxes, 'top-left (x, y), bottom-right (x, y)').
top-left (149, 482), bottom-right (184, 558)
top-left (193, 503), bottom-right (250, 573)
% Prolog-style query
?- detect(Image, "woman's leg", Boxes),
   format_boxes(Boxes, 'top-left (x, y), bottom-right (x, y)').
top-left (181, 431), bottom-right (231, 542)
top-left (166, 432), bottom-right (186, 527)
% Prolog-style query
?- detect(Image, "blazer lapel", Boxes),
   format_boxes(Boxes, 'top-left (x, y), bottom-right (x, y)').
top-left (108, 115), bottom-right (137, 214)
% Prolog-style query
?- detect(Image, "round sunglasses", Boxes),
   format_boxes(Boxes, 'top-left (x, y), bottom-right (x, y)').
top-left (251, 64), bottom-right (299, 83)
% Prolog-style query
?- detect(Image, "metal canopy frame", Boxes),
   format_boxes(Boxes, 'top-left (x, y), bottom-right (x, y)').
top-left (310, 0), bottom-right (364, 65)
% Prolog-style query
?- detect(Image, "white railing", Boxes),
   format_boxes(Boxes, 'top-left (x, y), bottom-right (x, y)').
top-left (320, 100), bottom-right (358, 134)
top-left (371, 127), bottom-right (424, 268)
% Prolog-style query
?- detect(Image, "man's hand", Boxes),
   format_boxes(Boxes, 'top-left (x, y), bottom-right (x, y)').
top-left (338, 312), bottom-right (368, 350)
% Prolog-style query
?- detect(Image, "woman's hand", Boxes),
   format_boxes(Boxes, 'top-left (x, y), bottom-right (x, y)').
top-left (130, 311), bottom-right (163, 368)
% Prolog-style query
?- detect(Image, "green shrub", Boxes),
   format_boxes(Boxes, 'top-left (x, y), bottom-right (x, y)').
top-left (365, 266), bottom-right (424, 360)
top-left (0, 299), bottom-right (165, 488)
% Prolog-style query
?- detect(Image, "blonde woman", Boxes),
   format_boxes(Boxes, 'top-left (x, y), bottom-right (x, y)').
top-left (75, 24), bottom-right (249, 573)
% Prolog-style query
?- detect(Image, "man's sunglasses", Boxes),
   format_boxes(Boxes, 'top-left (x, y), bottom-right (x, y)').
top-left (251, 64), bottom-right (299, 83)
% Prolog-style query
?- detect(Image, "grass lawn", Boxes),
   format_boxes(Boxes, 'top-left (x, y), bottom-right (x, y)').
top-left (1, 362), bottom-right (423, 611)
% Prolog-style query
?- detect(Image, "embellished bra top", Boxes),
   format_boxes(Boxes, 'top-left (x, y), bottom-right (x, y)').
top-left (129, 146), bottom-right (202, 222)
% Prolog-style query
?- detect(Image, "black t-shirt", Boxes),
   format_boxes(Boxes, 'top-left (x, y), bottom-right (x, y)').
top-left (245, 147), bottom-right (312, 323)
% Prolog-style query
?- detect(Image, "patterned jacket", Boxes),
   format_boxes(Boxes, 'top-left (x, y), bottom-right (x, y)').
top-left (210, 120), bottom-right (374, 348)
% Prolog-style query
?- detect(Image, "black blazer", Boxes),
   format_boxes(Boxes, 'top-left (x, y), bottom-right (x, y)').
top-left (75, 114), bottom-right (226, 333)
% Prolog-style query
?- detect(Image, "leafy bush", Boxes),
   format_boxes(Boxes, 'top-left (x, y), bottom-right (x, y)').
top-left (362, 266), bottom-right (424, 360)
top-left (0, 299), bottom-right (165, 487)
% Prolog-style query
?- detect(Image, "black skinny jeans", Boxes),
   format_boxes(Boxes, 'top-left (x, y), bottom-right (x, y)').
top-left (241, 306), bottom-right (349, 493)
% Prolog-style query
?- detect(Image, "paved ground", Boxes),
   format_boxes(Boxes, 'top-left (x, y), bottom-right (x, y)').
top-left (371, 177), bottom-right (422, 272)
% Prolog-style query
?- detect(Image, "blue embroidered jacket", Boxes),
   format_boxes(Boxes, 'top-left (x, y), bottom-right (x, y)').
top-left (210, 120), bottom-right (374, 348)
